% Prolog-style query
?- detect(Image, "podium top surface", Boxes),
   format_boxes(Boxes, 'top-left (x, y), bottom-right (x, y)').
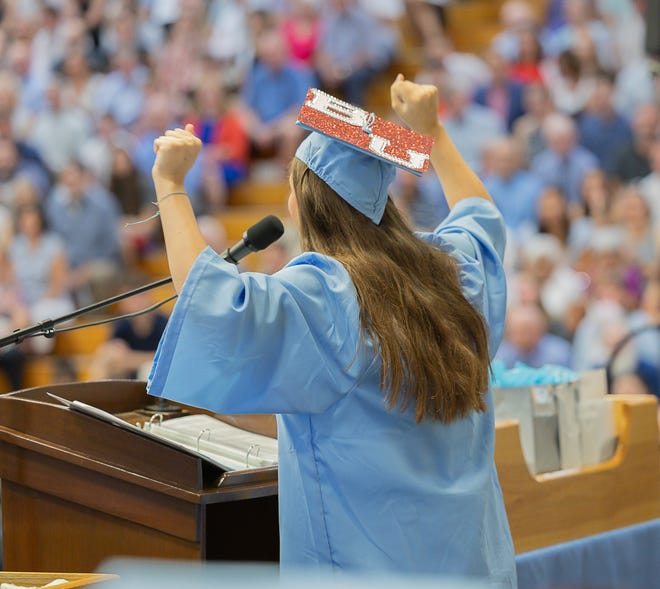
top-left (0, 380), bottom-right (278, 503)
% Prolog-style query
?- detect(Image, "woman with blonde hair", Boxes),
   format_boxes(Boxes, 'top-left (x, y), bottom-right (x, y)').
top-left (7, 202), bottom-right (74, 354)
top-left (146, 76), bottom-right (515, 585)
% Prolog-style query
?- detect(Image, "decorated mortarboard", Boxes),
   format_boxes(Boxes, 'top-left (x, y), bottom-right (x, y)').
top-left (297, 88), bottom-right (433, 175)
top-left (295, 88), bottom-right (434, 224)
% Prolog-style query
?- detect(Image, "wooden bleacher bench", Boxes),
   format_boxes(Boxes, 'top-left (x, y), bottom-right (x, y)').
top-left (140, 250), bottom-right (170, 278)
top-left (0, 322), bottom-right (114, 393)
top-left (215, 205), bottom-right (289, 243)
top-left (444, 0), bottom-right (549, 55)
top-left (366, 56), bottom-right (422, 117)
top-left (228, 179), bottom-right (289, 207)
top-left (53, 321), bottom-right (111, 356)
top-left (444, 0), bottom-right (503, 54)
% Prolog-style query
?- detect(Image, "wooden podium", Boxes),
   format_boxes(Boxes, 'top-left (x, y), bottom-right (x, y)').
top-left (496, 394), bottom-right (660, 553)
top-left (0, 381), bottom-right (279, 572)
top-left (3, 381), bottom-right (658, 571)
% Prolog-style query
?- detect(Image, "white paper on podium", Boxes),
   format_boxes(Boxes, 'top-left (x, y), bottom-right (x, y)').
top-left (45, 392), bottom-right (269, 472)
top-left (143, 414), bottom-right (278, 471)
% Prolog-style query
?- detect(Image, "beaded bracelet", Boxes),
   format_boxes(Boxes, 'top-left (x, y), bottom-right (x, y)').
top-left (124, 191), bottom-right (189, 227)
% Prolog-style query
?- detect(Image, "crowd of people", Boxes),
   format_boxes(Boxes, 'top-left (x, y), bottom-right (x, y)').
top-left (396, 0), bottom-right (660, 398)
top-left (0, 0), bottom-right (657, 397)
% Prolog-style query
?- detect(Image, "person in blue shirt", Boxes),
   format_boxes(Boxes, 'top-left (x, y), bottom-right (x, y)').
top-left (473, 49), bottom-right (526, 132)
top-left (578, 73), bottom-right (633, 176)
top-left (315, 0), bottom-right (395, 106)
top-left (530, 112), bottom-right (598, 207)
top-left (496, 303), bottom-right (573, 369)
top-left (147, 76), bottom-right (516, 586)
top-left (45, 160), bottom-right (122, 304)
top-left (239, 27), bottom-right (315, 167)
top-left (483, 136), bottom-right (544, 235)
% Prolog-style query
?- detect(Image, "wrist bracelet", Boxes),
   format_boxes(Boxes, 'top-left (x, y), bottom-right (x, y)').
top-left (154, 191), bottom-right (188, 206)
top-left (124, 191), bottom-right (189, 227)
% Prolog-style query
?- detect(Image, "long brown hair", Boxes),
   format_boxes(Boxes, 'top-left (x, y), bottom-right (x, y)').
top-left (291, 159), bottom-right (491, 423)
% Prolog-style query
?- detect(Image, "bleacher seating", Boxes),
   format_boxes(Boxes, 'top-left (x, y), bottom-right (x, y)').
top-left (445, 0), bottom-right (547, 55)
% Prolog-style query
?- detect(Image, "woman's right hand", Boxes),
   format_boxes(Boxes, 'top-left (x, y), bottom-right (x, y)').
top-left (390, 74), bottom-right (442, 137)
top-left (152, 124), bottom-right (202, 186)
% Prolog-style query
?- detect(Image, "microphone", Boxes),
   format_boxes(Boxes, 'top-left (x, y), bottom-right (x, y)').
top-left (221, 215), bottom-right (285, 264)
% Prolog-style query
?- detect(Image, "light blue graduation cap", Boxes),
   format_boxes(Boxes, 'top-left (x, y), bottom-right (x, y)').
top-left (295, 88), bottom-right (433, 225)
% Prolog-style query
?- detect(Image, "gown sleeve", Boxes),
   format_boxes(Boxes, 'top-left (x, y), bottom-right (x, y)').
top-left (417, 197), bottom-right (508, 355)
top-left (147, 247), bottom-right (362, 414)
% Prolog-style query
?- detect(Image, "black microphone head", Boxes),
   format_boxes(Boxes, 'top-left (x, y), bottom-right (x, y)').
top-left (244, 215), bottom-right (285, 251)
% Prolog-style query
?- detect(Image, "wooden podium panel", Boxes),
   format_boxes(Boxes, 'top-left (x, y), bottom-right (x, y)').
top-left (5, 382), bottom-right (657, 570)
top-left (0, 381), bottom-right (279, 572)
top-left (496, 394), bottom-right (660, 553)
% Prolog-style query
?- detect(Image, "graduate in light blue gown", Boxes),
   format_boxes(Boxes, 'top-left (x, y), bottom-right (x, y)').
top-left (147, 76), bottom-right (516, 587)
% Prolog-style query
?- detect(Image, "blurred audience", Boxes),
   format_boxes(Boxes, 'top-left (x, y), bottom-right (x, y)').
top-left (512, 82), bottom-right (554, 160)
top-left (637, 138), bottom-right (660, 225)
top-left (543, 49), bottom-right (595, 116)
top-left (7, 203), bottom-right (74, 353)
top-left (613, 103), bottom-right (658, 182)
top-left (473, 49), bottom-right (525, 131)
top-left (496, 303), bottom-right (572, 368)
top-left (441, 78), bottom-right (505, 172)
top-left (281, 0), bottom-right (321, 66)
top-left (45, 161), bottom-right (121, 305)
top-left (0, 0), bottom-right (656, 401)
top-left (238, 27), bottom-right (311, 172)
top-left (0, 136), bottom-right (50, 204)
top-left (530, 112), bottom-right (598, 208)
top-left (92, 47), bottom-right (147, 127)
top-left (27, 77), bottom-right (93, 175)
top-left (611, 185), bottom-right (658, 271)
top-left (315, 0), bottom-right (395, 105)
top-left (185, 76), bottom-right (249, 210)
top-left (0, 252), bottom-right (29, 391)
top-left (483, 136), bottom-right (544, 236)
top-left (537, 185), bottom-right (571, 246)
top-left (492, 0), bottom-right (538, 62)
top-left (544, 0), bottom-right (616, 71)
top-left (578, 72), bottom-right (632, 176)
top-left (88, 274), bottom-right (168, 381)
top-left (508, 28), bottom-right (546, 86)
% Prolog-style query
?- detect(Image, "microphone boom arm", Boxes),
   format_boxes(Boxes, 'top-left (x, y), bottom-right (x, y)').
top-left (0, 277), bottom-right (173, 350)
top-left (0, 214), bottom-right (284, 351)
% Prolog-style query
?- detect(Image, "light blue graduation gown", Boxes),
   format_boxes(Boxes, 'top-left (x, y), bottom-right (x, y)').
top-left (147, 197), bottom-right (516, 587)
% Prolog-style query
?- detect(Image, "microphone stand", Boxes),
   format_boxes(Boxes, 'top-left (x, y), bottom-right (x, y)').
top-left (0, 275), bottom-right (181, 414)
top-left (0, 276), bottom-right (173, 348)
top-left (605, 323), bottom-right (660, 393)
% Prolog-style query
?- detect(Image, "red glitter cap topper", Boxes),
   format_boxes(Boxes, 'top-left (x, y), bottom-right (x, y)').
top-left (296, 88), bottom-right (433, 176)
